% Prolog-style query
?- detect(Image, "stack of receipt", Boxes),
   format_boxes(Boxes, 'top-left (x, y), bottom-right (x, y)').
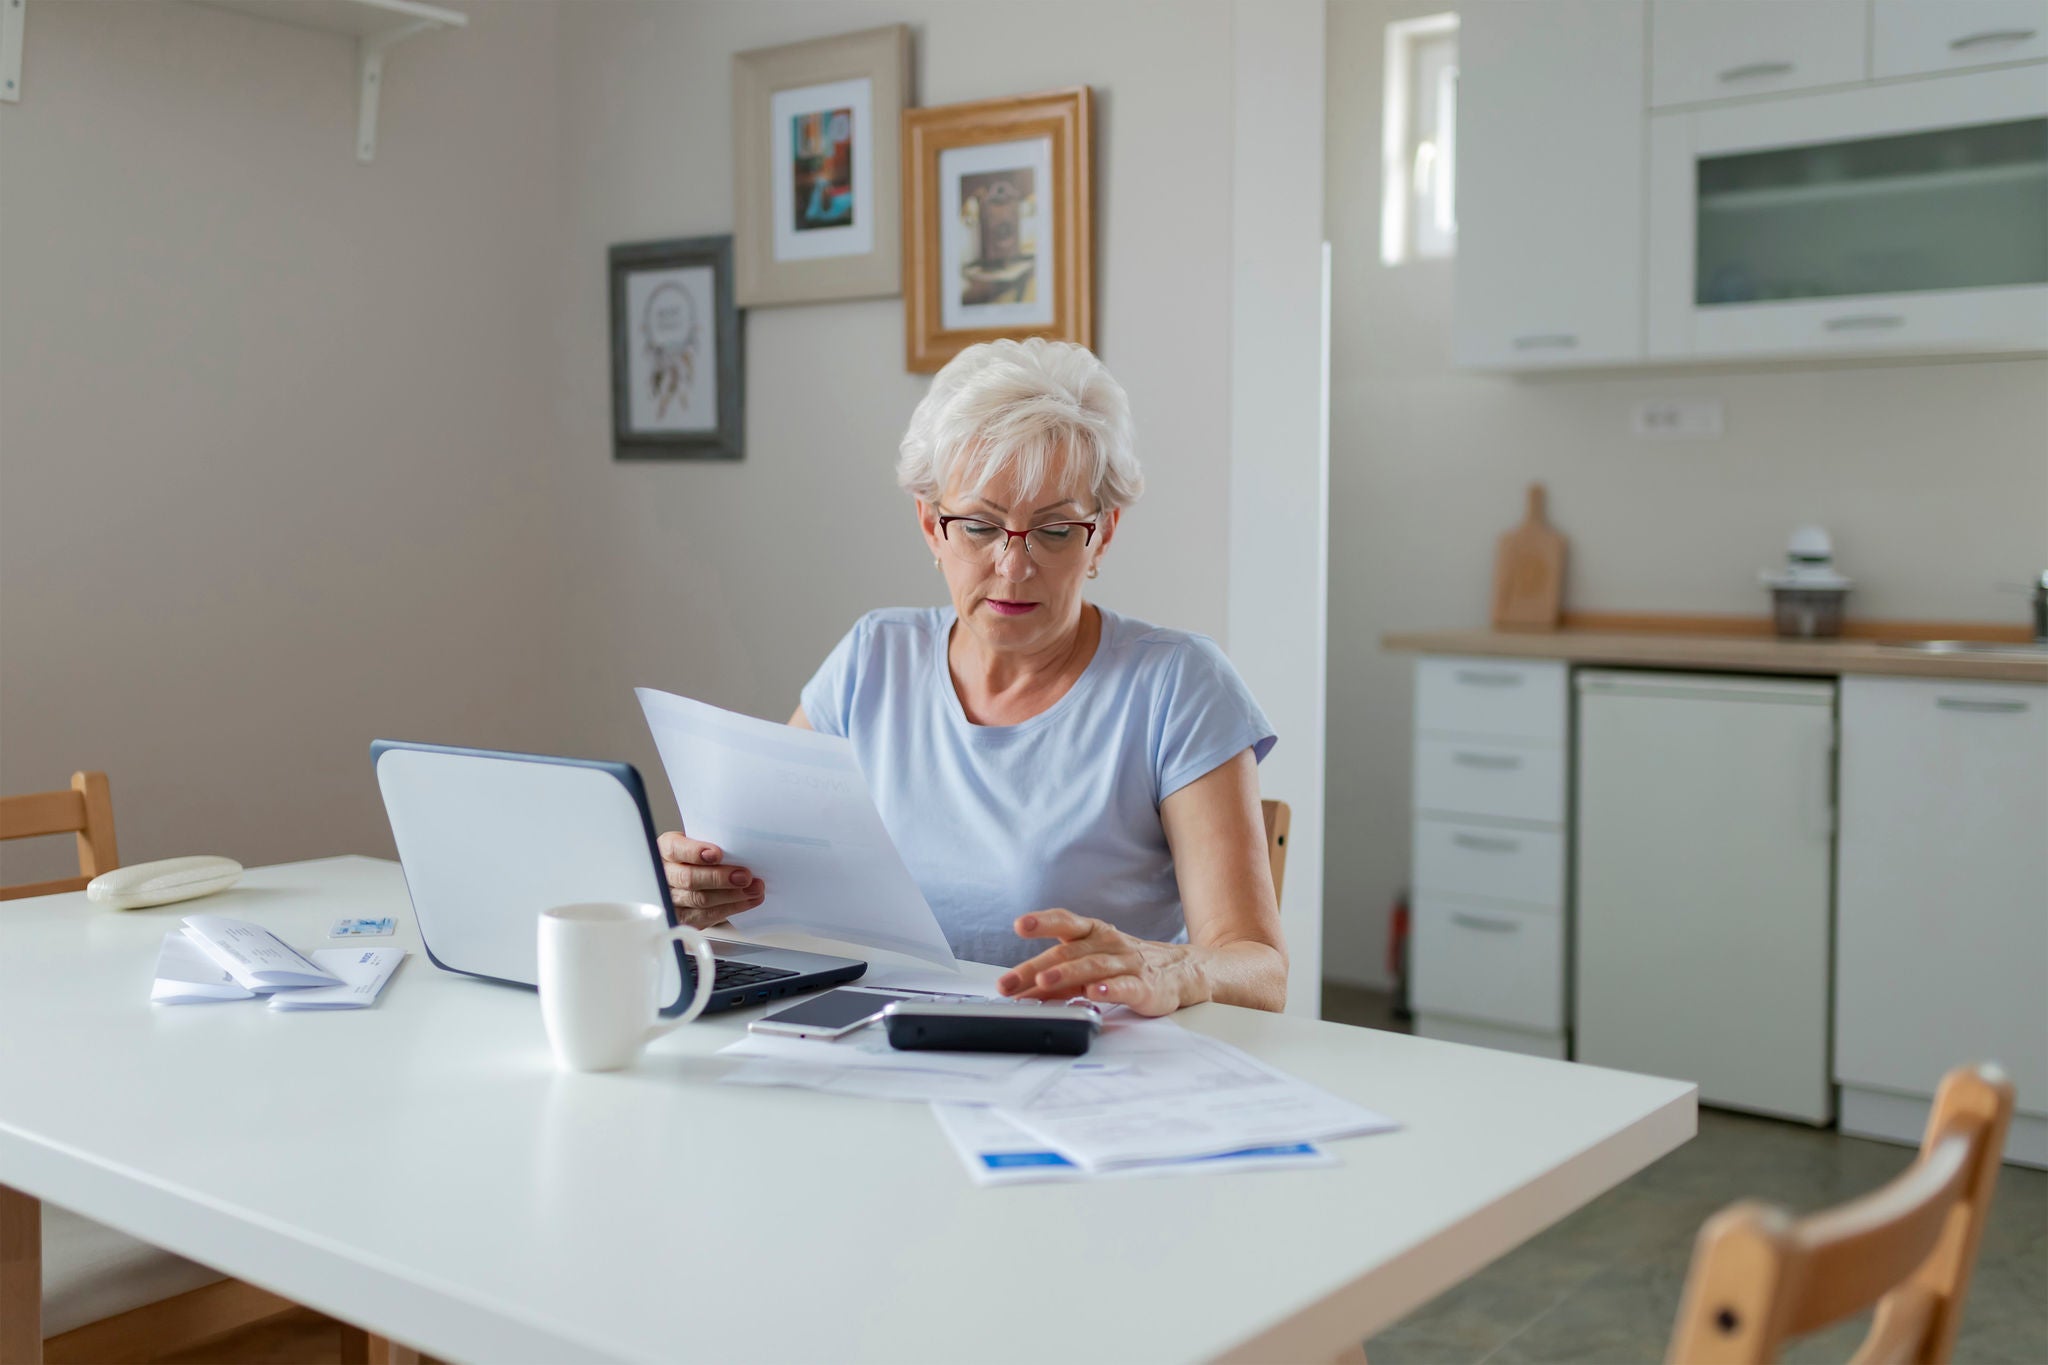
top-left (152, 915), bottom-right (404, 1011)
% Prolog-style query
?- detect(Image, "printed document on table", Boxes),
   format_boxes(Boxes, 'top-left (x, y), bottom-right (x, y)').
top-left (932, 1104), bottom-right (1338, 1185)
top-left (998, 1028), bottom-right (1400, 1170)
top-left (637, 688), bottom-right (957, 967)
top-left (722, 1057), bottom-right (1069, 1108)
top-left (151, 931), bottom-right (257, 1004)
top-left (269, 948), bottom-right (407, 1010)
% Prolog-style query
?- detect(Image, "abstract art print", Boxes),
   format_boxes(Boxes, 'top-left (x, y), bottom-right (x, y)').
top-left (903, 89), bottom-right (1092, 372)
top-left (609, 236), bottom-right (743, 461)
top-left (734, 25), bottom-right (909, 307)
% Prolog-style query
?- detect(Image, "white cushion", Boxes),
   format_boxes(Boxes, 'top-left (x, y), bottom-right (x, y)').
top-left (41, 1203), bottom-right (224, 1338)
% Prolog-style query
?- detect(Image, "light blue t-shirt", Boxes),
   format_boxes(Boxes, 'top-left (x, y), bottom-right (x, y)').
top-left (799, 606), bottom-right (1276, 967)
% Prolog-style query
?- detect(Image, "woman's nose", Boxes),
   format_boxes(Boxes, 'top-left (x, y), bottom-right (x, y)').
top-left (996, 542), bottom-right (1035, 581)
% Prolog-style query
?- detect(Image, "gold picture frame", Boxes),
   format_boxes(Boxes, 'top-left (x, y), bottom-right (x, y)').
top-left (901, 87), bottom-right (1094, 373)
top-left (732, 24), bottom-right (911, 308)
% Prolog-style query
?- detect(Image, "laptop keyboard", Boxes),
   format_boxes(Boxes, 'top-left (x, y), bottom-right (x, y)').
top-left (686, 959), bottom-right (799, 992)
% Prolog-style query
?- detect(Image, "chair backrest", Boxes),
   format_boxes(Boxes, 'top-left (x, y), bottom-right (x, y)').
top-left (0, 771), bottom-right (120, 901)
top-left (1260, 798), bottom-right (1291, 905)
top-left (1666, 1062), bottom-right (2015, 1365)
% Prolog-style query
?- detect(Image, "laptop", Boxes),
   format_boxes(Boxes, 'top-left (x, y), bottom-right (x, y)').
top-left (371, 740), bottom-right (866, 1014)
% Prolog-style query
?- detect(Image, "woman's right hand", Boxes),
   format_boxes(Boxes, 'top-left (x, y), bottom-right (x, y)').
top-left (656, 829), bottom-right (765, 930)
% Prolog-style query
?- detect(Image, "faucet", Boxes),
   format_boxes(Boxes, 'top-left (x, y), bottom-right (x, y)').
top-left (2035, 571), bottom-right (2048, 644)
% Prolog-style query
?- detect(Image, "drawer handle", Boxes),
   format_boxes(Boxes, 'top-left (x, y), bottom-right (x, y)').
top-left (1511, 333), bottom-right (1578, 350)
top-left (1951, 28), bottom-right (2037, 50)
top-left (1451, 912), bottom-right (1522, 934)
top-left (1452, 751), bottom-right (1524, 771)
top-left (1452, 832), bottom-right (1522, 854)
top-left (1717, 60), bottom-right (1796, 82)
top-left (1936, 697), bottom-right (2030, 714)
top-left (1453, 668), bottom-right (1525, 688)
top-left (1824, 313), bottom-right (1906, 332)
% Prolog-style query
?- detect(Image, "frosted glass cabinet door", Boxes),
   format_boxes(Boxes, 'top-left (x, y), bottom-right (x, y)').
top-left (1453, 1), bottom-right (1647, 369)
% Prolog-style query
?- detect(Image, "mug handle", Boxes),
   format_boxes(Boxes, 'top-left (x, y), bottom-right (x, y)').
top-left (645, 923), bottom-right (719, 1041)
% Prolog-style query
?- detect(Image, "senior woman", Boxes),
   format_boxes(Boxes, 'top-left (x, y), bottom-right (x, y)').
top-left (658, 339), bottom-right (1286, 1016)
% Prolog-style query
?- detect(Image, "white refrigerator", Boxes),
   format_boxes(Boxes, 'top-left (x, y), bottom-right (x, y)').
top-left (1574, 671), bottom-right (1837, 1124)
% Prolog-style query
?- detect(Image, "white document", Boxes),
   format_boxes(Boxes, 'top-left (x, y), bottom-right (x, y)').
top-left (151, 930), bottom-right (256, 1004)
top-left (719, 1025), bottom-right (1049, 1081)
top-left (269, 949), bottom-right (407, 1011)
top-left (721, 1057), bottom-right (1070, 1108)
top-left (636, 688), bottom-right (958, 967)
top-left (932, 1105), bottom-right (1339, 1186)
top-left (181, 915), bottom-right (340, 991)
top-left (998, 1029), bottom-right (1401, 1170)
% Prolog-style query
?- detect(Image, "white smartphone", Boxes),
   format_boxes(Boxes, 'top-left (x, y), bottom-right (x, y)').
top-left (746, 988), bottom-right (897, 1039)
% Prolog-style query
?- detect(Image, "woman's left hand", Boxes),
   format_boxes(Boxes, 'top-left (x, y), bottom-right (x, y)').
top-left (996, 908), bottom-right (1207, 1017)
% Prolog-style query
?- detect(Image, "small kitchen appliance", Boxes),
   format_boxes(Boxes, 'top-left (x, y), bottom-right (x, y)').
top-left (1761, 524), bottom-right (1852, 638)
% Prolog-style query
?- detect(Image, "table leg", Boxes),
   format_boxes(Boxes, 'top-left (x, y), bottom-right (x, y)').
top-left (0, 1184), bottom-right (41, 1365)
top-left (338, 1324), bottom-right (419, 1365)
top-left (1331, 1344), bottom-right (1369, 1365)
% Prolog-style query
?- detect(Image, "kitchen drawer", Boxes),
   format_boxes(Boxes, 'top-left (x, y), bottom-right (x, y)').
top-left (1415, 657), bottom-right (1567, 741)
top-left (1413, 818), bottom-right (1565, 909)
top-left (1412, 894), bottom-right (1565, 1033)
top-left (1874, 0), bottom-right (2048, 79)
top-left (1651, 0), bottom-right (1869, 109)
top-left (1415, 735), bottom-right (1566, 824)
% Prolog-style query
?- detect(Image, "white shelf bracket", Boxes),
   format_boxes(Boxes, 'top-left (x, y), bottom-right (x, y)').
top-left (1, 0), bottom-right (25, 105)
top-left (355, 19), bottom-right (431, 163)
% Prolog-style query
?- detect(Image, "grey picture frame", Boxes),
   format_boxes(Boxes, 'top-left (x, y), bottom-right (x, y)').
top-left (608, 235), bottom-right (744, 462)
top-left (732, 23), bottom-right (911, 307)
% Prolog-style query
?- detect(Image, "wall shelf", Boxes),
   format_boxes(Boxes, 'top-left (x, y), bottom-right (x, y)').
top-left (191, 0), bottom-right (466, 162)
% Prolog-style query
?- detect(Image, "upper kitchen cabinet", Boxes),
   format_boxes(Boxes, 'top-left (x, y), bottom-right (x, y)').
top-left (1651, 0), bottom-right (1869, 109)
top-left (1874, 0), bottom-right (2048, 80)
top-left (1453, 1), bottom-right (1648, 370)
top-left (1648, 65), bottom-right (2048, 359)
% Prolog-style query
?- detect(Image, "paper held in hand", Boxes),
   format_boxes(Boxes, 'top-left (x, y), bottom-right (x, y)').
top-left (635, 688), bottom-right (959, 968)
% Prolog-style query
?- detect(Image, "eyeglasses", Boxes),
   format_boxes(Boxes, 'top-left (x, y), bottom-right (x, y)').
top-left (935, 511), bottom-right (1100, 564)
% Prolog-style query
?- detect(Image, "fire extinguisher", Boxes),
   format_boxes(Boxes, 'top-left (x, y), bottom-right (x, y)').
top-left (1387, 889), bottom-right (1413, 1022)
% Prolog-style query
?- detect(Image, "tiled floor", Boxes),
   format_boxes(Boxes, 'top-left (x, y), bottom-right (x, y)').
top-left (1320, 983), bottom-right (2048, 1365)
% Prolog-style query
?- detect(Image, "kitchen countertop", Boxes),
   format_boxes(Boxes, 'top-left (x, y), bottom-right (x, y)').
top-left (1381, 629), bottom-right (2048, 684)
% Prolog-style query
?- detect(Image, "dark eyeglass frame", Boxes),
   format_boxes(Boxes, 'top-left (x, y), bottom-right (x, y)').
top-left (935, 512), bottom-right (1101, 559)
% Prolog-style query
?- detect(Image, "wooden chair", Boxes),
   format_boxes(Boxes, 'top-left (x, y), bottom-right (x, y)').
top-left (1261, 798), bottom-right (1291, 905)
top-left (1666, 1062), bottom-right (2015, 1365)
top-left (2, 772), bottom-right (300, 1363)
top-left (0, 772), bottom-right (119, 902)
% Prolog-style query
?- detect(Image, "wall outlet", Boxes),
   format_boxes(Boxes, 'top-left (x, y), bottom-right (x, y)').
top-left (1632, 399), bottom-right (1723, 439)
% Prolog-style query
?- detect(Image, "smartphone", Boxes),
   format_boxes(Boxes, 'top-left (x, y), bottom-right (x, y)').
top-left (747, 988), bottom-right (897, 1039)
top-left (881, 999), bottom-right (1101, 1056)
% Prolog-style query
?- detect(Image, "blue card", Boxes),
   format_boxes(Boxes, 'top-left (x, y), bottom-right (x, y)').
top-left (330, 916), bottom-right (396, 938)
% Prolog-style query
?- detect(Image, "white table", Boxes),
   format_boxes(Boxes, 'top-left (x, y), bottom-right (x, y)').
top-left (0, 858), bottom-right (1695, 1364)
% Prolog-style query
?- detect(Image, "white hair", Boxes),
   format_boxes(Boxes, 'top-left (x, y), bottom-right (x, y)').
top-left (896, 339), bottom-right (1143, 513)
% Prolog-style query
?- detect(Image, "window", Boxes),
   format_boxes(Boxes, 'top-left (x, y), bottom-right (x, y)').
top-left (1382, 14), bottom-right (1459, 264)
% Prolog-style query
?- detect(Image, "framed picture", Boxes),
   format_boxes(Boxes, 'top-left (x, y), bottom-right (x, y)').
top-left (608, 235), bottom-right (744, 461)
top-left (732, 24), bottom-right (911, 308)
top-left (902, 87), bottom-right (1094, 373)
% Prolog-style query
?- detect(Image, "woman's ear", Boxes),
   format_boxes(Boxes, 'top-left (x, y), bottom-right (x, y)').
top-left (1093, 506), bottom-right (1122, 558)
top-left (916, 499), bottom-right (944, 558)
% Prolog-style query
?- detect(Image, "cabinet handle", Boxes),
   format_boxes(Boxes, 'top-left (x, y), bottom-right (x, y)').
top-left (1452, 832), bottom-right (1522, 854)
top-left (1452, 751), bottom-right (1524, 771)
top-left (1824, 313), bottom-right (1906, 331)
top-left (1717, 60), bottom-right (1796, 82)
top-left (1451, 912), bottom-right (1521, 934)
top-left (1511, 333), bottom-right (1578, 350)
top-left (1951, 28), bottom-right (2037, 50)
top-left (1936, 697), bottom-right (2030, 714)
top-left (1453, 668), bottom-right (1524, 688)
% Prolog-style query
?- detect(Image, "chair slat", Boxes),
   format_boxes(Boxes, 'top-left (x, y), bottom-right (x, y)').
top-left (1786, 1130), bottom-right (1975, 1334)
top-left (0, 789), bottom-right (87, 841)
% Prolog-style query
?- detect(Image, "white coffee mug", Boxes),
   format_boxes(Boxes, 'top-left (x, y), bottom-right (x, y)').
top-left (537, 902), bottom-right (718, 1072)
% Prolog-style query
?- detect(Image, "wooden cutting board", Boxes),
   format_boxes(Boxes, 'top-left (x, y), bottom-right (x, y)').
top-left (1492, 483), bottom-right (1567, 631)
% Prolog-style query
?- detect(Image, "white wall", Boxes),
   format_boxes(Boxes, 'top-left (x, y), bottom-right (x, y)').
top-left (1321, 0), bottom-right (2048, 987)
top-left (0, 0), bottom-right (570, 882)
top-left (550, 0), bottom-right (1240, 803)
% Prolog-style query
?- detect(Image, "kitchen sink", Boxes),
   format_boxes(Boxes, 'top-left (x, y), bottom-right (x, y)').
top-left (1880, 640), bottom-right (2048, 656)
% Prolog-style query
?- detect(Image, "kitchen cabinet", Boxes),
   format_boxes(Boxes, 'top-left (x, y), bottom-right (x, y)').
top-left (1574, 673), bottom-right (1837, 1124)
top-left (1646, 65), bottom-right (2048, 360)
top-left (1452, 1), bottom-right (1647, 370)
top-left (1651, 0), bottom-right (1869, 109)
top-left (1835, 676), bottom-right (2048, 1166)
top-left (1409, 657), bottom-right (1570, 1058)
top-left (1874, 0), bottom-right (2048, 79)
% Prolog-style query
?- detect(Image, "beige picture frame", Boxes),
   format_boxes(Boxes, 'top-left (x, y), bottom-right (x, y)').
top-left (732, 24), bottom-right (911, 308)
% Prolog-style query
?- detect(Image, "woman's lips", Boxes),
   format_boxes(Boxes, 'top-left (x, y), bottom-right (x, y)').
top-left (985, 599), bottom-right (1039, 616)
